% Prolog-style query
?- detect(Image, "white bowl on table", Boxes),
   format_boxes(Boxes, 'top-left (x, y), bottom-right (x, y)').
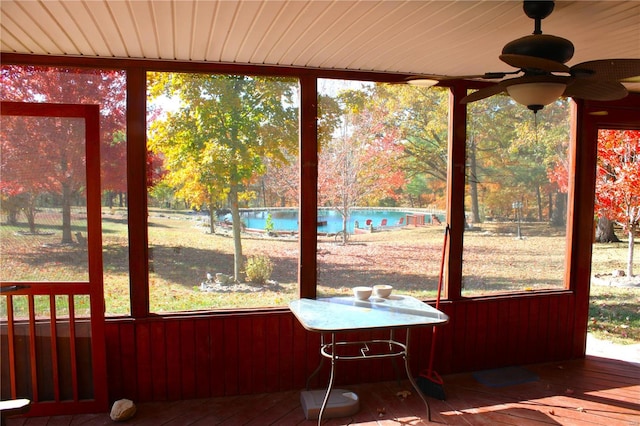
top-left (373, 284), bottom-right (393, 298)
top-left (353, 286), bottom-right (373, 300)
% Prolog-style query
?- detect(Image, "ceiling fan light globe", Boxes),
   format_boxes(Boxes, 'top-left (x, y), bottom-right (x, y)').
top-left (506, 82), bottom-right (567, 110)
top-left (407, 78), bottom-right (439, 87)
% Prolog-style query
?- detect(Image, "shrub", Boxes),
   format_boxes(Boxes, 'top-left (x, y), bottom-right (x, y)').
top-left (244, 255), bottom-right (273, 284)
top-left (265, 212), bottom-right (274, 233)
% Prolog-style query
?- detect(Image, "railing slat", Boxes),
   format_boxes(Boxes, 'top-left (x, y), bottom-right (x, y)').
top-left (6, 295), bottom-right (17, 398)
top-left (68, 295), bottom-right (79, 402)
top-left (50, 295), bottom-right (60, 402)
top-left (28, 295), bottom-right (38, 402)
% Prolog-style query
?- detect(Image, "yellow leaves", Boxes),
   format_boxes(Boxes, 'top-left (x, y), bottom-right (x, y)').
top-left (147, 72), bottom-right (298, 212)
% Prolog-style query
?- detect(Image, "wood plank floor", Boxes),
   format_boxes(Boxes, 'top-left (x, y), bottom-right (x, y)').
top-left (5, 355), bottom-right (639, 426)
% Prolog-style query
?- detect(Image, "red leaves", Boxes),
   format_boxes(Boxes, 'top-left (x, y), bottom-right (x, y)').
top-left (595, 129), bottom-right (640, 233)
top-left (1, 65), bottom-right (127, 193)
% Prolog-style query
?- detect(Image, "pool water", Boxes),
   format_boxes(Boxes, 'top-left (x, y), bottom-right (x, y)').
top-left (237, 209), bottom-right (437, 234)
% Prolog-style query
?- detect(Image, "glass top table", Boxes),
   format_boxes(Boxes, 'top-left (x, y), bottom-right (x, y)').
top-left (289, 295), bottom-right (449, 424)
top-left (289, 295), bottom-right (448, 332)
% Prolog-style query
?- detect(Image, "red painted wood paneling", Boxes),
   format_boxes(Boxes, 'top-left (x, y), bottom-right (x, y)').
top-left (250, 316), bottom-right (267, 394)
top-left (135, 321), bottom-right (152, 402)
top-left (264, 315), bottom-right (281, 393)
top-left (104, 323), bottom-right (122, 401)
top-left (464, 301), bottom-right (477, 371)
top-left (150, 321), bottom-right (168, 401)
top-left (547, 296), bottom-right (560, 361)
top-left (496, 299), bottom-right (510, 367)
top-left (516, 298), bottom-right (530, 364)
top-left (164, 320), bottom-right (181, 401)
top-left (525, 297), bottom-right (540, 365)
top-left (223, 318), bottom-right (239, 395)
top-left (438, 303), bottom-right (455, 373)
top-left (209, 319), bottom-right (225, 397)
top-left (237, 317), bottom-right (254, 395)
top-left (194, 319), bottom-right (212, 398)
top-left (484, 300), bottom-right (499, 369)
top-left (102, 292), bottom-right (582, 404)
top-left (474, 301), bottom-right (489, 368)
top-left (291, 320), bottom-right (309, 389)
top-left (536, 296), bottom-right (550, 361)
top-left (368, 328), bottom-right (388, 383)
top-left (409, 326), bottom-right (427, 376)
top-left (277, 314), bottom-right (294, 391)
top-left (179, 320), bottom-right (196, 400)
top-left (452, 300), bottom-right (468, 368)
top-left (558, 294), bottom-right (574, 361)
top-left (118, 322), bottom-right (137, 400)
top-left (507, 298), bottom-right (520, 365)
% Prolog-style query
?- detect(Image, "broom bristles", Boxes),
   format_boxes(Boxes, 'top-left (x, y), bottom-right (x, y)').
top-left (417, 370), bottom-right (446, 400)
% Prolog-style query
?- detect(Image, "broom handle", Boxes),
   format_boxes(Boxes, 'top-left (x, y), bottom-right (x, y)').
top-left (427, 224), bottom-right (449, 375)
top-left (436, 224), bottom-right (449, 310)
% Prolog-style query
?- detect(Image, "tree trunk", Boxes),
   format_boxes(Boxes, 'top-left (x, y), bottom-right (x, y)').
top-left (6, 197), bottom-right (20, 225)
top-left (551, 192), bottom-right (566, 227)
top-left (535, 185), bottom-right (543, 221)
top-left (208, 202), bottom-right (216, 234)
top-left (229, 184), bottom-right (244, 282)
top-left (25, 196), bottom-right (37, 233)
top-left (548, 192), bottom-right (553, 222)
top-left (340, 214), bottom-right (348, 244)
top-left (337, 192), bottom-right (350, 245)
top-left (61, 181), bottom-right (73, 243)
top-left (595, 216), bottom-right (620, 243)
top-left (7, 208), bottom-right (19, 225)
top-left (261, 178), bottom-right (267, 208)
top-left (627, 224), bottom-right (635, 277)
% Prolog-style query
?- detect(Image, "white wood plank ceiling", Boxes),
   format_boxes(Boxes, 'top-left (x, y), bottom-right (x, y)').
top-left (1, 1), bottom-right (639, 90)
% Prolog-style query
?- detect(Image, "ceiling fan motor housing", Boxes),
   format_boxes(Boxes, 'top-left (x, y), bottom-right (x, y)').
top-left (502, 34), bottom-right (574, 65)
top-left (460, 0), bottom-right (639, 109)
top-left (523, 1), bottom-right (555, 21)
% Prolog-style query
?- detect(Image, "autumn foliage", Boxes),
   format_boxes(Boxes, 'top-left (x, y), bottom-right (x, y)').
top-left (595, 129), bottom-right (640, 276)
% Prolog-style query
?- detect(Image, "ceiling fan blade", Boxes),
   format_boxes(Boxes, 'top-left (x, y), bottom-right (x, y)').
top-left (500, 54), bottom-right (569, 72)
top-left (460, 80), bottom-right (512, 104)
top-left (405, 71), bottom-right (512, 85)
top-left (570, 59), bottom-right (640, 81)
top-left (442, 72), bottom-right (513, 80)
top-left (563, 78), bottom-right (628, 101)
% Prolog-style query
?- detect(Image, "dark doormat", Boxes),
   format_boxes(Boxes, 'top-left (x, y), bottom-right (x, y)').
top-left (472, 366), bottom-right (539, 388)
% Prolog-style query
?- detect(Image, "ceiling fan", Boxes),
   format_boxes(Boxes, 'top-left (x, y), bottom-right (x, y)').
top-left (410, 0), bottom-right (640, 112)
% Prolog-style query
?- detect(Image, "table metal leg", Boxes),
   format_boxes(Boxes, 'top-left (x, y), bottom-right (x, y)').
top-left (309, 329), bottom-right (432, 424)
top-left (389, 330), bottom-right (403, 384)
top-left (317, 332), bottom-right (336, 426)
top-left (403, 329), bottom-right (431, 422)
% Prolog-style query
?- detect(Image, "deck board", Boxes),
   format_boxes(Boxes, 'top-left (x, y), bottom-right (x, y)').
top-left (5, 356), bottom-right (639, 426)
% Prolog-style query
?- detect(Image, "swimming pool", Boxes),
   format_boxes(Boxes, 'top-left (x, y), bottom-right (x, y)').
top-left (236, 208), bottom-right (441, 234)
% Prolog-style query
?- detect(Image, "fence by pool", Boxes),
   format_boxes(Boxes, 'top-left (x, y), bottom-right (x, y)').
top-left (232, 208), bottom-right (444, 234)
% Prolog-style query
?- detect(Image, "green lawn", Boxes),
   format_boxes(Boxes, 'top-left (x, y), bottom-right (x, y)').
top-left (589, 239), bottom-right (640, 344)
top-left (2, 208), bottom-right (638, 344)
